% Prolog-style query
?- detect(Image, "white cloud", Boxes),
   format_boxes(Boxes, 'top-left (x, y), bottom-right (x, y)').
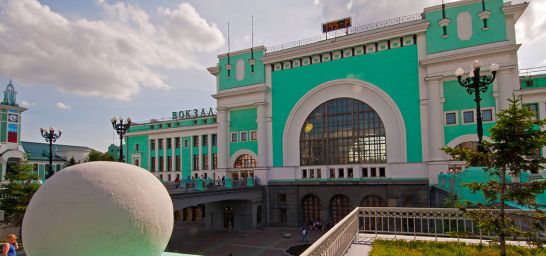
top-left (516, 0), bottom-right (546, 44)
top-left (0, 0), bottom-right (224, 100)
top-left (20, 100), bottom-right (36, 108)
top-left (55, 102), bottom-right (71, 110)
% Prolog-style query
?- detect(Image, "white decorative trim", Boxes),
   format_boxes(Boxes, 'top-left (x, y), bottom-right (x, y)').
top-left (457, 11), bottom-right (473, 41)
top-left (240, 131), bottom-right (248, 142)
top-left (446, 134), bottom-right (491, 148)
top-left (230, 132), bottom-right (238, 143)
top-left (282, 78), bottom-right (407, 166)
top-left (218, 45), bottom-right (266, 58)
top-left (478, 10), bottom-right (491, 20)
top-left (438, 18), bottom-right (450, 27)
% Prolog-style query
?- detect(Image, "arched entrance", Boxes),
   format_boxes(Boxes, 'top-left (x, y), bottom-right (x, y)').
top-left (232, 154), bottom-right (256, 181)
top-left (300, 98), bottom-right (387, 165)
top-left (330, 195), bottom-right (350, 223)
top-left (302, 194), bottom-right (320, 226)
top-left (361, 195), bottom-right (383, 207)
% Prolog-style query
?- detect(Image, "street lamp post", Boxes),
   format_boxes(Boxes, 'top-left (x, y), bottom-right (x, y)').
top-left (40, 127), bottom-right (62, 179)
top-left (111, 116), bottom-right (131, 162)
top-left (454, 60), bottom-right (499, 149)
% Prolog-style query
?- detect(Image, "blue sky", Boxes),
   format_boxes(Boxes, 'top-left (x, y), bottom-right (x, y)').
top-left (0, 0), bottom-right (544, 151)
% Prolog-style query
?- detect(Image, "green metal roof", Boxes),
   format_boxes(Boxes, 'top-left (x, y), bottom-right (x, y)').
top-left (21, 141), bottom-right (92, 161)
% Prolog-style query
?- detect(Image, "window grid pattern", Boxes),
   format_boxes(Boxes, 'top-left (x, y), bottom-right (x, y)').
top-left (330, 195), bottom-right (350, 223)
top-left (233, 154), bottom-right (256, 168)
top-left (300, 98), bottom-right (387, 165)
top-left (302, 195), bottom-right (321, 224)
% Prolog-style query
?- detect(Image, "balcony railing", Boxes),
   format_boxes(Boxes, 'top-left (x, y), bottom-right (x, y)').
top-left (301, 207), bottom-right (545, 256)
top-left (267, 13), bottom-right (423, 53)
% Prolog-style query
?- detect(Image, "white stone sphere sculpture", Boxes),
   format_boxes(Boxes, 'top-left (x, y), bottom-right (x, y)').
top-left (22, 161), bottom-right (174, 256)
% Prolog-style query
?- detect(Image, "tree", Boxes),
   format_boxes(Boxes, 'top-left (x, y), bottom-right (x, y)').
top-left (0, 160), bottom-right (40, 239)
top-left (66, 156), bottom-right (77, 167)
top-left (86, 150), bottom-right (115, 162)
top-left (443, 96), bottom-right (546, 255)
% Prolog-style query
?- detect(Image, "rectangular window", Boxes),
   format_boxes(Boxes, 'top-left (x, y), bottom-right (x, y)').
top-left (166, 138), bottom-right (172, 149)
top-left (202, 135), bottom-right (208, 146)
top-left (279, 209), bottom-right (287, 223)
top-left (370, 167), bottom-right (377, 177)
top-left (250, 130), bottom-right (257, 141)
top-left (212, 134), bottom-right (217, 146)
top-left (379, 167), bottom-right (386, 177)
top-left (347, 168), bottom-right (353, 178)
top-left (231, 132), bottom-right (238, 143)
top-left (175, 138), bottom-right (181, 148)
top-left (56, 164), bottom-right (61, 171)
top-left (317, 168), bottom-right (321, 178)
top-left (151, 157), bottom-right (156, 172)
top-left (193, 136), bottom-right (199, 147)
top-left (176, 156), bottom-right (181, 172)
top-left (362, 167), bottom-right (368, 177)
top-left (167, 156), bottom-right (172, 171)
top-left (158, 139), bottom-right (164, 149)
top-left (193, 155), bottom-right (199, 171)
top-left (524, 103), bottom-right (539, 121)
top-left (309, 169), bottom-right (315, 178)
top-left (135, 143), bottom-right (140, 151)
top-left (212, 153), bottom-right (218, 169)
top-left (445, 112), bottom-right (457, 125)
top-left (482, 109), bottom-right (494, 122)
top-left (168, 174), bottom-right (171, 181)
top-left (150, 140), bottom-right (156, 150)
top-left (302, 169), bottom-right (307, 178)
top-left (240, 131), bottom-right (248, 142)
top-left (278, 194), bottom-right (287, 203)
top-left (159, 156), bottom-right (164, 172)
top-left (329, 168), bottom-right (335, 178)
top-left (338, 168), bottom-right (344, 178)
top-left (33, 164), bottom-right (38, 171)
top-left (184, 139), bottom-right (189, 148)
top-left (203, 154), bottom-right (209, 170)
top-left (463, 111), bottom-right (475, 124)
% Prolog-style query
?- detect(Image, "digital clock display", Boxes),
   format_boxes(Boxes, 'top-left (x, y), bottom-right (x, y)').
top-left (322, 17), bottom-right (352, 33)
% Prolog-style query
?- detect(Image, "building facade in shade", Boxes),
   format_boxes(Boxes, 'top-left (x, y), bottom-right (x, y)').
top-left (126, 0), bottom-right (544, 226)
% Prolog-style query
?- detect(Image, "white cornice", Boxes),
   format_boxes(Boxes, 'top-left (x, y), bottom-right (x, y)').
top-left (212, 83), bottom-right (268, 99)
top-left (217, 46), bottom-right (266, 58)
top-left (420, 43), bottom-right (520, 66)
top-left (424, 0), bottom-right (482, 13)
top-left (207, 66), bottom-right (219, 76)
top-left (261, 20), bottom-right (429, 64)
top-left (515, 87), bottom-right (546, 96)
top-left (501, 2), bottom-right (529, 22)
top-left (127, 124), bottom-right (218, 137)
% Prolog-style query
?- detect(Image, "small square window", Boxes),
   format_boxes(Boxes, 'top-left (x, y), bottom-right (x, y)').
top-left (463, 111), bottom-right (475, 124)
top-left (482, 109), bottom-right (493, 122)
top-left (250, 130), bottom-right (257, 141)
top-left (362, 168), bottom-right (368, 177)
top-left (524, 104), bottom-right (539, 121)
top-left (347, 168), bottom-right (353, 178)
top-left (231, 132), bottom-right (238, 143)
top-left (184, 139), bottom-right (189, 148)
top-left (379, 167), bottom-right (386, 177)
top-left (329, 168), bottom-right (335, 178)
top-left (445, 112), bottom-right (457, 125)
top-left (302, 169), bottom-right (307, 178)
top-left (278, 194), bottom-right (287, 203)
top-left (240, 131), bottom-right (248, 142)
top-left (370, 167), bottom-right (377, 177)
top-left (338, 168), bottom-right (344, 178)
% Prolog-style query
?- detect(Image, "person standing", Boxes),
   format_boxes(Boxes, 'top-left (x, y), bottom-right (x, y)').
top-left (2, 234), bottom-right (18, 256)
top-left (302, 227), bottom-right (309, 243)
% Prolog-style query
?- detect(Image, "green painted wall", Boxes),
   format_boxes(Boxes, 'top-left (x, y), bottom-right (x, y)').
top-left (271, 45), bottom-right (422, 166)
top-left (181, 136), bottom-right (191, 180)
top-left (425, 0), bottom-right (507, 54)
top-left (229, 108), bottom-right (258, 156)
top-left (126, 135), bottom-right (149, 169)
top-left (443, 79), bottom-right (496, 145)
top-left (520, 75), bottom-right (546, 90)
top-left (218, 49), bottom-right (266, 90)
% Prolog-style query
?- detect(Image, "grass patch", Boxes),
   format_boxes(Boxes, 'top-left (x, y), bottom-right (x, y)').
top-left (370, 239), bottom-right (546, 256)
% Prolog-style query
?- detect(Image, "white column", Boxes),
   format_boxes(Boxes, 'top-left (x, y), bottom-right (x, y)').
top-left (170, 138), bottom-right (175, 175)
top-left (497, 67), bottom-right (516, 111)
top-left (162, 138), bottom-right (167, 172)
top-left (256, 103), bottom-right (268, 168)
top-left (154, 139), bottom-right (159, 173)
top-left (427, 76), bottom-right (445, 161)
top-left (216, 108), bottom-right (229, 170)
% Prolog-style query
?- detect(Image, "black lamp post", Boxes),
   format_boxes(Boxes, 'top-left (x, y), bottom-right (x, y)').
top-left (111, 116), bottom-right (131, 162)
top-left (40, 127), bottom-right (62, 179)
top-left (455, 60), bottom-right (499, 149)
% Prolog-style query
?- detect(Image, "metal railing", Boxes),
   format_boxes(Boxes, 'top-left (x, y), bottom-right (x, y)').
top-left (267, 13), bottom-right (423, 53)
top-left (301, 207), bottom-right (545, 255)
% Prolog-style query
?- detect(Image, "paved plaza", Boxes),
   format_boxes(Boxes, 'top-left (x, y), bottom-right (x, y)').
top-left (166, 223), bottom-right (325, 256)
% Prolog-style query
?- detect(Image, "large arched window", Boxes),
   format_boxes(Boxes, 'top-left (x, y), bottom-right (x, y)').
top-left (330, 194), bottom-right (350, 223)
top-left (234, 154), bottom-right (256, 168)
top-left (302, 194), bottom-right (321, 225)
top-left (300, 98), bottom-right (386, 166)
top-left (361, 195), bottom-right (383, 207)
